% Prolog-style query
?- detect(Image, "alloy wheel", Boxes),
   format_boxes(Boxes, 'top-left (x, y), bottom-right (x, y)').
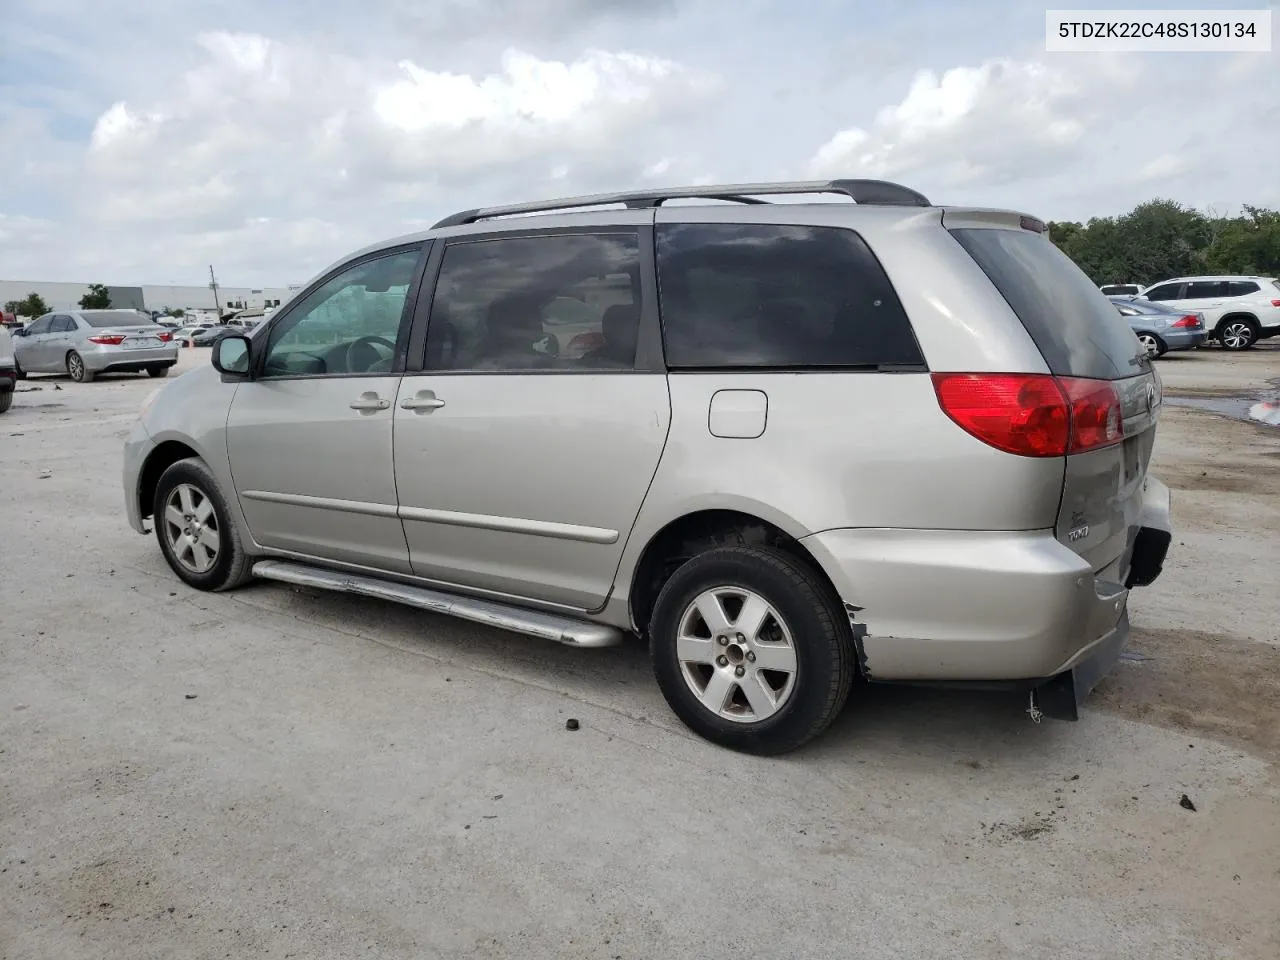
top-left (675, 586), bottom-right (798, 723)
top-left (162, 483), bottom-right (221, 574)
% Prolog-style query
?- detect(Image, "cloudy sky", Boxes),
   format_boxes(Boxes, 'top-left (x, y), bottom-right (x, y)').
top-left (2, 0), bottom-right (1277, 286)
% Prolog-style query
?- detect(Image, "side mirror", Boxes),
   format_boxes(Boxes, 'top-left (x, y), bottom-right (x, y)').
top-left (212, 334), bottom-right (252, 378)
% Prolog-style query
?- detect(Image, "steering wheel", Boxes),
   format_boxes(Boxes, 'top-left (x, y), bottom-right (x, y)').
top-left (343, 335), bottom-right (397, 373)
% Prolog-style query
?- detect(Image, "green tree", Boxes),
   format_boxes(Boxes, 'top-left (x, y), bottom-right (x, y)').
top-left (1204, 205), bottom-right (1280, 276)
top-left (165, 307), bottom-right (185, 318)
top-left (78, 283), bottom-right (112, 309)
top-left (5, 293), bottom-right (50, 318)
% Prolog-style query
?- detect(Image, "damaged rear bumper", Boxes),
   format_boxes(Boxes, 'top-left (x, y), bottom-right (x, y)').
top-left (800, 476), bottom-right (1173, 719)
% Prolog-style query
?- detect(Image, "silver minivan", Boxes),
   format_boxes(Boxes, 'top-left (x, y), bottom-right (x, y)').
top-left (122, 179), bottom-right (1172, 754)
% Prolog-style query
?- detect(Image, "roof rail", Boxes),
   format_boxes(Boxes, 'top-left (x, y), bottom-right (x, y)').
top-left (431, 179), bottom-right (931, 229)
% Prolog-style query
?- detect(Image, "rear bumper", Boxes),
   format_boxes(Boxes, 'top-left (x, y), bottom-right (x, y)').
top-left (800, 476), bottom-right (1172, 688)
top-left (1164, 329), bottom-right (1206, 350)
top-left (84, 344), bottom-right (179, 372)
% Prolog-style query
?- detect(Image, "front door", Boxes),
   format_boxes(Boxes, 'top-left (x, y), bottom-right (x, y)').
top-left (226, 244), bottom-right (427, 573)
top-left (393, 229), bottom-right (671, 611)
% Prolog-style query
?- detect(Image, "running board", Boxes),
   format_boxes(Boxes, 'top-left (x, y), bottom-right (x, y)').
top-left (251, 560), bottom-right (624, 648)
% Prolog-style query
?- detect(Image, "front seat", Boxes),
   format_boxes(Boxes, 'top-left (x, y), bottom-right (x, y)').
top-left (476, 293), bottom-right (545, 369)
top-left (586, 303), bottom-right (640, 367)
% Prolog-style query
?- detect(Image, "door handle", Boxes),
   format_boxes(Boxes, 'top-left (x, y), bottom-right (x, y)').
top-left (349, 391), bottom-right (391, 412)
top-left (400, 390), bottom-right (446, 412)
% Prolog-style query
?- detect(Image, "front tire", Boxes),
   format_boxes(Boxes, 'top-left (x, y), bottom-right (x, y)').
top-left (649, 545), bottom-right (855, 755)
top-left (153, 457), bottom-right (254, 591)
top-left (1218, 319), bottom-right (1258, 351)
top-left (67, 351), bottom-right (94, 382)
top-left (13, 359), bottom-right (25, 380)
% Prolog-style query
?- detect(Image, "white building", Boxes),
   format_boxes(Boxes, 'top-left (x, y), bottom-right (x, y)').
top-left (0, 279), bottom-right (301, 316)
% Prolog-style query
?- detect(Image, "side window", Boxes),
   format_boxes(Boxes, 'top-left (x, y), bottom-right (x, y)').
top-left (1144, 284), bottom-right (1182, 301)
top-left (52, 316), bottom-right (77, 333)
top-left (425, 233), bottom-right (642, 372)
top-left (656, 223), bottom-right (923, 369)
top-left (1184, 281), bottom-right (1226, 299)
top-left (261, 248), bottom-right (422, 378)
top-left (1226, 280), bottom-right (1259, 297)
top-left (26, 315), bottom-right (53, 335)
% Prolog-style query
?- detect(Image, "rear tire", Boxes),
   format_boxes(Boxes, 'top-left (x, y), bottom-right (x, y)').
top-left (147, 365), bottom-right (170, 378)
top-left (153, 457), bottom-right (254, 592)
top-left (0, 391), bottom-right (12, 413)
top-left (1217, 319), bottom-right (1258, 351)
top-left (1136, 332), bottom-right (1166, 359)
top-left (649, 544), bottom-right (855, 755)
top-left (67, 351), bottom-right (94, 382)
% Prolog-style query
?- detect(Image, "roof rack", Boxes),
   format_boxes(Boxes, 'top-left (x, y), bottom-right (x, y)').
top-left (431, 179), bottom-right (931, 229)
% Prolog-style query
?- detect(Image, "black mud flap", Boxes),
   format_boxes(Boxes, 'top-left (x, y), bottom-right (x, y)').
top-left (1126, 526), bottom-right (1171, 588)
top-left (1033, 610), bottom-right (1130, 721)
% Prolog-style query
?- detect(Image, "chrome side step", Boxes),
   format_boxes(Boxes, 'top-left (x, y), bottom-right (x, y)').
top-left (251, 560), bottom-right (624, 648)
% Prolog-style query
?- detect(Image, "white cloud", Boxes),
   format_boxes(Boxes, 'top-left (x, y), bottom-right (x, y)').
top-left (807, 55), bottom-right (1138, 187)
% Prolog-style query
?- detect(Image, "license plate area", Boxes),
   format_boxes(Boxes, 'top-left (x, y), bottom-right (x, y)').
top-left (125, 337), bottom-right (160, 349)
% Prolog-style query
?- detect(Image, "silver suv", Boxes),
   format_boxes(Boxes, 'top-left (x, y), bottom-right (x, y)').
top-left (122, 179), bottom-right (1173, 754)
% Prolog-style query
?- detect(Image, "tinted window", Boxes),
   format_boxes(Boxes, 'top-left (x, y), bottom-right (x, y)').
top-left (1101, 284), bottom-right (1140, 296)
top-left (51, 316), bottom-right (78, 333)
top-left (25, 315), bottom-right (53, 335)
top-left (655, 223), bottom-right (922, 369)
top-left (950, 227), bottom-right (1146, 380)
top-left (1226, 280), bottom-right (1259, 297)
top-left (79, 311), bottom-right (149, 328)
top-left (1184, 281), bottom-right (1226, 299)
top-left (263, 247), bottom-right (421, 377)
top-left (1144, 284), bottom-right (1183, 301)
top-left (426, 233), bottom-right (642, 371)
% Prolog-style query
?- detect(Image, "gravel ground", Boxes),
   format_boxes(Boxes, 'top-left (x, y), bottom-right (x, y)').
top-left (2, 344), bottom-right (1278, 960)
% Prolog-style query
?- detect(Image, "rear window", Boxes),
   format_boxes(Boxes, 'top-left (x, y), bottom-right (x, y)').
top-left (1226, 280), bottom-right (1260, 296)
top-left (655, 223), bottom-right (924, 369)
top-left (81, 310), bottom-right (157, 328)
top-left (949, 227), bottom-right (1146, 380)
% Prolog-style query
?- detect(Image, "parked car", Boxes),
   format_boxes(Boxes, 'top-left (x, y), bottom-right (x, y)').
top-left (173, 323), bottom-right (215, 345)
top-left (1100, 283), bottom-right (1142, 297)
top-left (1137, 276), bottom-right (1280, 350)
top-left (13, 310), bottom-right (178, 382)
top-left (122, 178), bottom-right (1172, 754)
top-left (0, 324), bottom-right (15, 413)
top-left (1108, 296), bottom-right (1206, 357)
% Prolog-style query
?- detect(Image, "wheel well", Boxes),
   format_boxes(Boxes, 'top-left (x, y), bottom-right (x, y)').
top-left (138, 441), bottom-right (199, 520)
top-left (627, 510), bottom-right (843, 636)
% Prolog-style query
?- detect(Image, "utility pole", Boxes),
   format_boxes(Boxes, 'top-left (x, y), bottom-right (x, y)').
top-left (209, 265), bottom-right (222, 320)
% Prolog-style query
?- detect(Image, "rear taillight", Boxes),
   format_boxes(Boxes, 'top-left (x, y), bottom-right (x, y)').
top-left (157, 332), bottom-right (173, 342)
top-left (1271, 299), bottom-right (1280, 307)
top-left (932, 373), bottom-right (1123, 458)
top-left (1171, 315), bottom-right (1200, 329)
top-left (87, 334), bottom-right (126, 345)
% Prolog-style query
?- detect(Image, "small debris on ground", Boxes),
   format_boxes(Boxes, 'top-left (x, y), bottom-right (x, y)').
top-left (565, 718), bottom-right (580, 731)
top-left (184, 694), bottom-right (197, 700)
top-left (1180, 794), bottom-right (1197, 812)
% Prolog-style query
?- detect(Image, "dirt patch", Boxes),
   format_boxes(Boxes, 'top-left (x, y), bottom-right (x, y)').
top-left (1093, 627), bottom-right (1280, 761)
